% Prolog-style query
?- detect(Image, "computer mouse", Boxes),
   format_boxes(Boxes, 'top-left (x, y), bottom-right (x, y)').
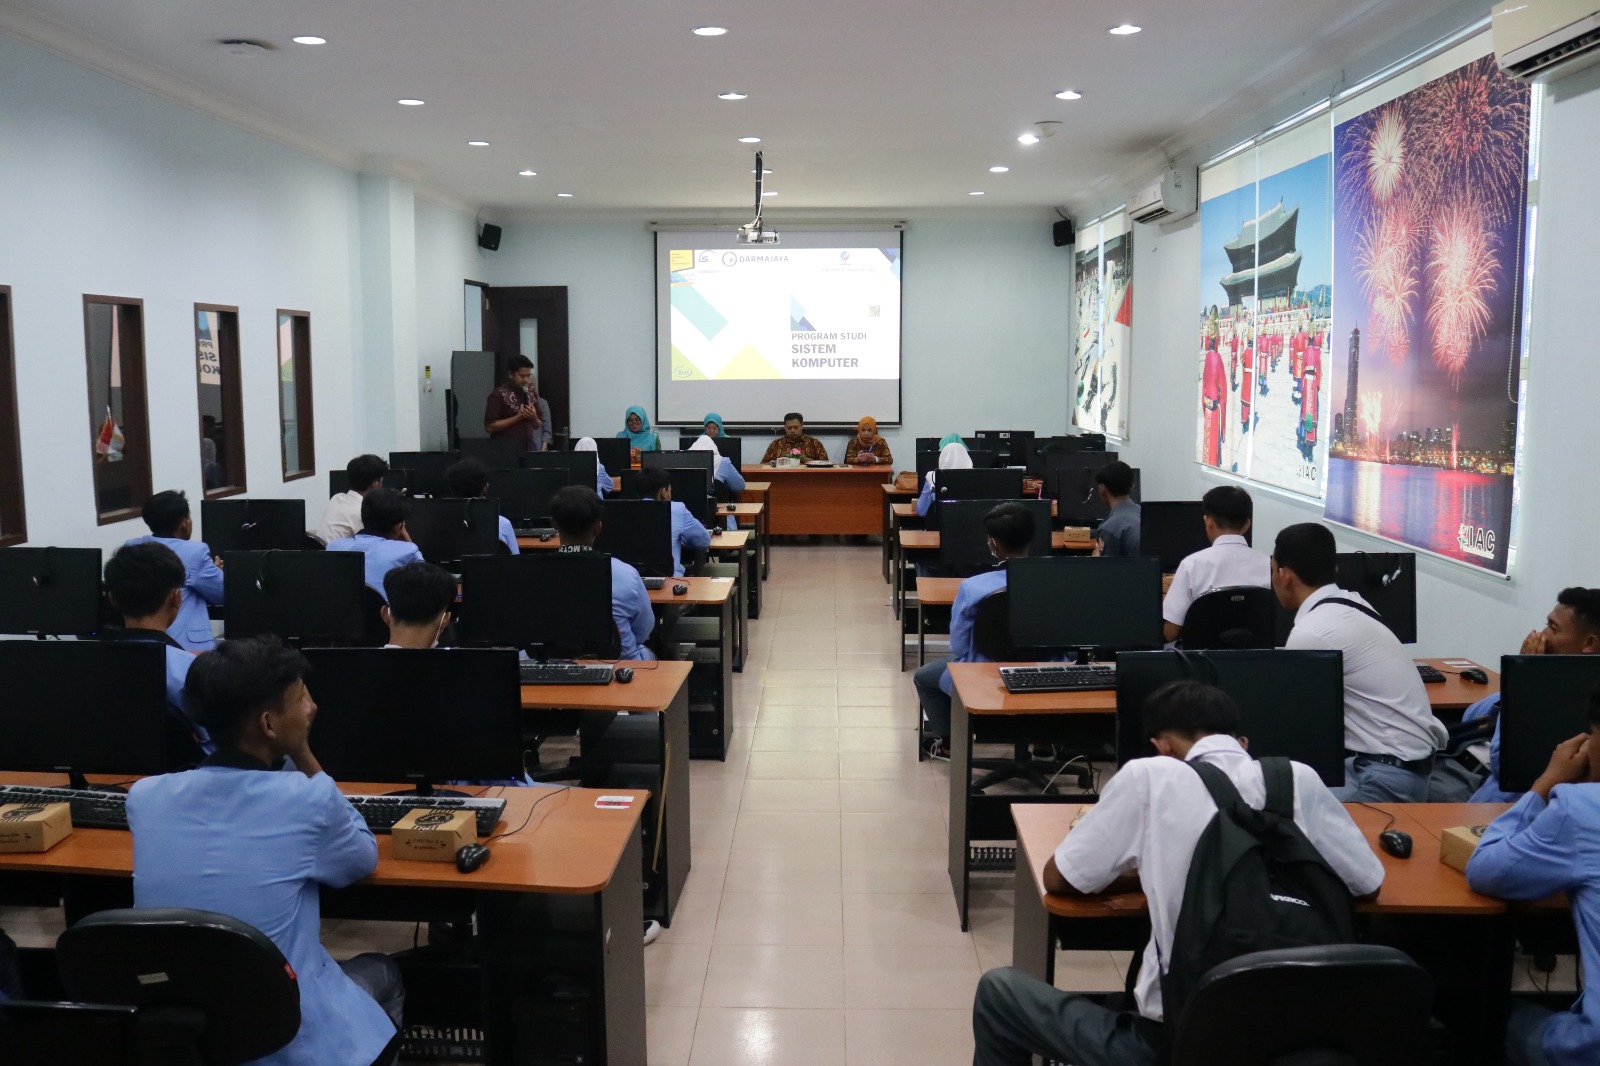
top-left (672, 583), bottom-right (689, 595)
top-left (1378, 830), bottom-right (1413, 859)
top-left (455, 843), bottom-right (491, 873)
top-left (539, 532), bottom-right (554, 542)
top-left (711, 526), bottom-right (723, 535)
top-left (615, 667), bottom-right (635, 684)
top-left (1460, 667), bottom-right (1489, 684)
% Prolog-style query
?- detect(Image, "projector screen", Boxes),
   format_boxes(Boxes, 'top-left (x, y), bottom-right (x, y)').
top-left (655, 228), bottom-right (903, 426)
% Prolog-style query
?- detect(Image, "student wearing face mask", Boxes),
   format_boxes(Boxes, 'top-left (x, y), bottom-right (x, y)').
top-left (380, 563), bottom-right (458, 649)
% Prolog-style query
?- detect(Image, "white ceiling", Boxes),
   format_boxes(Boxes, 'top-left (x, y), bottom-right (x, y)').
top-left (2, 0), bottom-right (1471, 218)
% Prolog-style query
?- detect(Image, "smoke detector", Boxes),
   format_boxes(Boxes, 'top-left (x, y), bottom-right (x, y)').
top-left (218, 39), bottom-right (272, 57)
top-left (1034, 120), bottom-right (1062, 139)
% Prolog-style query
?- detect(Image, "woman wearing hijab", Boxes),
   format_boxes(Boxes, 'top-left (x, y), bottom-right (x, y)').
top-left (485, 354), bottom-right (552, 452)
top-left (689, 434), bottom-right (744, 529)
top-left (616, 405), bottom-right (661, 458)
top-left (916, 434), bottom-right (971, 517)
top-left (843, 416), bottom-right (893, 467)
top-left (702, 413), bottom-right (727, 439)
top-left (574, 437), bottom-right (614, 495)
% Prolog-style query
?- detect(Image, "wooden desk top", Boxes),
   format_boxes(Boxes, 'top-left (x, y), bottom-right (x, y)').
top-left (741, 481), bottom-right (771, 493)
top-left (1415, 657), bottom-right (1499, 710)
top-left (916, 576), bottom-right (965, 606)
top-left (521, 659), bottom-right (692, 711)
top-left (646, 576), bottom-right (734, 605)
top-left (891, 502), bottom-right (919, 519)
top-left (719, 502), bottom-right (765, 515)
top-left (882, 483), bottom-right (918, 497)
top-left (899, 530), bottom-right (1094, 552)
top-left (741, 464), bottom-right (892, 479)
top-left (708, 530), bottom-right (751, 550)
top-left (516, 534), bottom-right (563, 550)
top-left (1013, 801), bottom-right (1509, 920)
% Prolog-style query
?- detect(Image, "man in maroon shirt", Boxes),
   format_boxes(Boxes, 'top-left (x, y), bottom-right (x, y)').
top-left (484, 354), bottom-right (552, 452)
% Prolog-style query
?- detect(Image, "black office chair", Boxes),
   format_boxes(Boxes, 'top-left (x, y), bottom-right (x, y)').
top-left (55, 907), bottom-right (301, 1066)
top-left (1179, 586), bottom-right (1278, 650)
top-left (1167, 945), bottom-right (1434, 1066)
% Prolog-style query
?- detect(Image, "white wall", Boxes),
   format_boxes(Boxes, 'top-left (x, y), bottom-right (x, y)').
top-left (413, 198), bottom-right (491, 450)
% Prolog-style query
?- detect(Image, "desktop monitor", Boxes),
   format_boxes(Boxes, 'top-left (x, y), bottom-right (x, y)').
top-left (1007, 556), bottom-right (1164, 654)
top-left (0, 546), bottom-right (103, 636)
top-left (667, 468), bottom-right (715, 526)
top-left (404, 497), bottom-right (501, 566)
top-left (457, 437), bottom-right (523, 471)
top-left (1497, 654), bottom-right (1600, 792)
top-left (1028, 434), bottom-right (1108, 474)
top-left (583, 437), bottom-right (633, 479)
top-left (915, 448), bottom-right (939, 482)
top-left (459, 552), bottom-right (617, 657)
top-left (301, 647), bottom-right (524, 792)
top-left (1114, 649), bottom-right (1346, 785)
top-left (974, 430), bottom-right (1036, 467)
top-left (1334, 552), bottom-right (1417, 644)
top-left (328, 468), bottom-right (412, 498)
top-left (1139, 502), bottom-right (1212, 572)
top-left (0, 640), bottom-right (187, 786)
top-left (965, 449), bottom-right (1000, 470)
top-left (1049, 462), bottom-right (1140, 527)
top-left (938, 499), bottom-right (1052, 570)
top-left (200, 499), bottom-right (308, 554)
top-left (222, 550), bottom-right (367, 643)
top-left (388, 451), bottom-right (461, 498)
top-left (521, 450), bottom-right (600, 488)
top-left (643, 450), bottom-right (715, 490)
top-left (0, 1001), bottom-right (142, 1063)
top-left (487, 469), bottom-right (569, 529)
top-left (595, 500), bottom-right (674, 577)
top-left (928, 469), bottom-right (1025, 530)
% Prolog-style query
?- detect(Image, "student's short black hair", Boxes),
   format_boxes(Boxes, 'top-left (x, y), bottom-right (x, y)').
top-left (104, 542), bottom-right (186, 618)
top-left (1094, 461), bottom-right (1135, 498)
top-left (346, 454), bottom-right (388, 493)
top-left (504, 354), bottom-right (534, 374)
top-left (184, 637), bottom-right (309, 747)
top-left (383, 562), bottom-right (458, 625)
top-left (361, 488), bottom-right (409, 534)
top-left (1201, 485), bottom-right (1252, 531)
top-left (1557, 587), bottom-right (1600, 638)
top-left (551, 485), bottom-right (605, 538)
top-left (142, 490), bottom-right (191, 538)
top-left (445, 458), bottom-right (490, 498)
top-left (1143, 680), bottom-right (1242, 740)
top-left (783, 412), bottom-right (804, 424)
top-left (1273, 522), bottom-right (1337, 587)
top-left (633, 467), bottom-right (670, 499)
top-left (984, 502), bottom-right (1036, 554)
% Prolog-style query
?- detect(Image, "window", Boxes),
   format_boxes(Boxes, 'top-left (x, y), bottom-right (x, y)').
top-left (276, 309), bottom-right (315, 480)
top-left (195, 304), bottom-right (246, 497)
top-left (0, 286), bottom-right (24, 546)
top-left (83, 295), bottom-right (152, 524)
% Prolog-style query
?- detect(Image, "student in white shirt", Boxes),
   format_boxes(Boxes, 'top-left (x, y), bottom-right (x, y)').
top-left (1162, 485), bottom-right (1272, 642)
top-left (973, 680), bottom-right (1383, 1066)
top-left (315, 454), bottom-right (389, 545)
top-left (1274, 522), bottom-right (1446, 801)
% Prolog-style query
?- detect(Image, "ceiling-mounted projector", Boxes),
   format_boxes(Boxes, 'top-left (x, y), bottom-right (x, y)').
top-left (737, 151), bottom-right (778, 244)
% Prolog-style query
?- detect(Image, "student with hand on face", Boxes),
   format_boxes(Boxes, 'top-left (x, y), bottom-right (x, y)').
top-left (380, 562), bottom-right (457, 649)
top-left (1090, 461), bottom-right (1140, 558)
top-left (445, 458), bottom-right (519, 554)
top-left (325, 489), bottom-right (425, 601)
top-left (1161, 485), bottom-right (1272, 642)
top-left (103, 541), bottom-right (210, 753)
top-left (760, 412), bottom-right (829, 464)
top-left (123, 489), bottom-right (224, 651)
top-left (127, 638), bottom-right (406, 1066)
top-left (634, 467), bottom-right (711, 577)
top-left (551, 485), bottom-right (655, 660)
top-left (316, 454), bottom-right (388, 545)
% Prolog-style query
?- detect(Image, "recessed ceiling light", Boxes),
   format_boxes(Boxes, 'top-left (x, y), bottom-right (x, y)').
top-left (291, 36), bottom-right (326, 45)
top-left (518, 170), bottom-right (537, 176)
top-left (738, 136), bottom-right (762, 143)
top-left (718, 92), bottom-right (748, 101)
top-left (557, 192), bottom-right (574, 198)
top-left (1017, 133), bottom-right (1040, 145)
top-left (970, 191), bottom-right (986, 196)
top-left (1108, 23), bottom-right (1141, 35)
top-left (693, 26), bottom-right (728, 36)
top-left (397, 98), bottom-right (425, 106)
top-left (468, 140), bottom-right (490, 147)
top-left (989, 166), bottom-right (1009, 173)
top-left (1055, 89), bottom-right (1083, 100)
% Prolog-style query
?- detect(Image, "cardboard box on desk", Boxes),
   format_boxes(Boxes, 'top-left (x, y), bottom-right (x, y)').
top-left (0, 802), bottom-right (72, 853)
top-left (1440, 824), bottom-right (1487, 873)
top-left (392, 809), bottom-right (477, 861)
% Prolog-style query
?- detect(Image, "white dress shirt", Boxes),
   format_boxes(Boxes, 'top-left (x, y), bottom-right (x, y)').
top-left (1285, 584), bottom-right (1446, 761)
top-left (1161, 534), bottom-right (1272, 626)
top-left (314, 490), bottom-right (363, 545)
top-left (1054, 735), bottom-right (1384, 1023)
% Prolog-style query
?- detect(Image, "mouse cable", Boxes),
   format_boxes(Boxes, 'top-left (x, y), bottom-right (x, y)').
top-left (488, 785), bottom-right (572, 842)
top-left (1355, 802), bottom-right (1397, 833)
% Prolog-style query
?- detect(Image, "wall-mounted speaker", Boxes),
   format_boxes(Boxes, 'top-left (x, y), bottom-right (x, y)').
top-left (478, 224), bottom-right (502, 251)
top-left (1052, 220), bottom-right (1075, 247)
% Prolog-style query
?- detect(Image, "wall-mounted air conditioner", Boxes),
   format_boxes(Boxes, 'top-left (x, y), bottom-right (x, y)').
top-left (1128, 168), bottom-right (1197, 225)
top-left (1494, 0), bottom-right (1600, 81)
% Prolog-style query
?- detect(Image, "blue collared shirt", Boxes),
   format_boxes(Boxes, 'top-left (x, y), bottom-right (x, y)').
top-left (1095, 499), bottom-right (1142, 557)
top-left (496, 515), bottom-right (521, 555)
top-left (1462, 693), bottom-right (1522, 802)
top-left (128, 759), bottom-right (396, 1066)
top-left (1468, 786), bottom-right (1600, 1065)
top-left (597, 467), bottom-right (615, 495)
top-left (670, 500), bottom-right (712, 577)
top-left (611, 557), bottom-right (656, 660)
top-left (716, 456), bottom-right (745, 495)
top-left (325, 533), bottom-right (426, 600)
top-left (123, 535), bottom-right (223, 651)
top-left (938, 569), bottom-right (1008, 696)
top-left (916, 479), bottom-right (935, 517)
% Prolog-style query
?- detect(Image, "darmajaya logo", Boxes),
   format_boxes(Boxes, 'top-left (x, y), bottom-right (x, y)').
top-left (1, 805), bottom-right (46, 821)
top-left (721, 252), bottom-right (738, 267)
top-left (838, 250), bottom-right (851, 265)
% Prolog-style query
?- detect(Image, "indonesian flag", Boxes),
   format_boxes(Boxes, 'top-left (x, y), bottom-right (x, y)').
top-left (95, 407), bottom-right (124, 459)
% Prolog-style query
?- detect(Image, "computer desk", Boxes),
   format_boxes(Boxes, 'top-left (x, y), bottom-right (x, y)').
top-left (739, 464), bottom-right (892, 535)
top-left (649, 577), bottom-right (738, 757)
top-left (521, 660), bottom-right (692, 925)
top-left (881, 484), bottom-right (919, 582)
top-left (709, 522), bottom-right (761, 626)
top-left (719, 501), bottom-right (769, 595)
top-left (737, 482), bottom-right (772, 579)
top-left (893, 529), bottom-right (1094, 621)
top-left (0, 775), bottom-right (651, 1066)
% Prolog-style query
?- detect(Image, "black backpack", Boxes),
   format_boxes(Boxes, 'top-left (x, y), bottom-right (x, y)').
top-left (1160, 757), bottom-right (1358, 1029)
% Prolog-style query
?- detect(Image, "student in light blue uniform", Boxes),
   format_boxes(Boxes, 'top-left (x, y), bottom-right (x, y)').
top-left (552, 485), bottom-right (655, 660)
top-left (445, 458), bottom-right (519, 554)
top-left (690, 433), bottom-right (743, 529)
top-left (574, 437), bottom-right (614, 495)
top-left (127, 638), bottom-right (404, 1066)
top-left (916, 435), bottom-right (971, 517)
top-left (123, 489), bottom-right (223, 651)
top-left (634, 467), bottom-right (711, 578)
top-left (103, 541), bottom-right (210, 755)
top-left (1467, 693), bottom-right (1600, 1066)
top-left (325, 489), bottom-right (425, 601)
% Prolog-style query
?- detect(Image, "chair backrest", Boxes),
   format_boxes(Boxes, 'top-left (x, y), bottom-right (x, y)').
top-left (56, 907), bottom-right (302, 1066)
top-left (1169, 944), bottom-right (1433, 1066)
top-left (970, 589), bottom-right (1021, 662)
top-left (1180, 586), bottom-right (1278, 650)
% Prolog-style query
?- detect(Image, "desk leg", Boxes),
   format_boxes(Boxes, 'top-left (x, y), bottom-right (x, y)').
top-left (917, 601), bottom-right (926, 669)
top-left (744, 531), bottom-right (762, 621)
top-left (948, 691), bottom-right (973, 931)
top-left (760, 505), bottom-right (770, 580)
top-left (658, 682), bottom-right (693, 922)
top-left (893, 542), bottom-right (904, 620)
top-left (1013, 854), bottom-right (1054, 985)
top-left (733, 548), bottom-right (749, 672)
top-left (881, 497), bottom-right (893, 584)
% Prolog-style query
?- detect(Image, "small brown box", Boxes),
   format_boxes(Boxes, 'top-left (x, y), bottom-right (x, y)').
top-left (391, 808), bottom-right (477, 861)
top-left (0, 802), bottom-right (72, 853)
top-left (1440, 824), bottom-right (1486, 873)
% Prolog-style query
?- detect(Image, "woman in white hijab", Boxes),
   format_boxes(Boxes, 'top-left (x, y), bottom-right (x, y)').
top-left (574, 437), bottom-right (614, 495)
top-left (689, 433), bottom-right (744, 529)
top-left (915, 435), bottom-right (972, 517)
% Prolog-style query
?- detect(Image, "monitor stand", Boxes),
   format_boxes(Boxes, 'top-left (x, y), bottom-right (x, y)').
top-left (67, 771), bottom-right (128, 794)
top-left (383, 780), bottom-right (472, 799)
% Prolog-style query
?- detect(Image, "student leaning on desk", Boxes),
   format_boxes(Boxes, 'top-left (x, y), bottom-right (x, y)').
top-left (122, 489), bottom-right (225, 651)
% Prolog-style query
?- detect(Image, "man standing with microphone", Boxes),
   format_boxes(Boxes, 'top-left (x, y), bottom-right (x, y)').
top-left (484, 354), bottom-right (552, 452)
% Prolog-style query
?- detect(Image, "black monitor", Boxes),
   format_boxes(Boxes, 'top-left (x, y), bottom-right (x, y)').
top-left (0, 546), bottom-right (103, 636)
top-left (938, 500), bottom-right (1052, 570)
top-left (965, 449), bottom-right (1000, 470)
top-left (974, 430), bottom-right (1036, 467)
top-left (0, 640), bottom-right (185, 788)
top-left (458, 437), bottom-right (523, 470)
top-left (583, 437), bottom-right (633, 478)
top-left (667, 468), bottom-right (715, 526)
top-left (0, 1001), bottom-right (142, 1063)
top-left (1007, 556), bottom-right (1164, 654)
top-left (487, 469), bottom-right (569, 529)
top-left (521, 450), bottom-right (600, 488)
top-left (328, 468), bottom-right (411, 497)
top-left (1497, 654), bottom-right (1600, 792)
top-left (200, 499), bottom-right (307, 554)
top-left (1049, 462), bottom-right (1140, 527)
top-left (222, 550), bottom-right (367, 643)
top-left (643, 450), bottom-right (714, 491)
top-left (301, 647), bottom-right (524, 793)
top-left (405, 497), bottom-right (501, 566)
top-left (915, 448), bottom-right (939, 482)
top-left (459, 552), bottom-right (617, 657)
top-left (595, 500), bottom-right (674, 577)
top-left (1334, 552), bottom-right (1417, 644)
top-left (1140, 502), bottom-right (1212, 573)
top-left (388, 451), bottom-right (460, 498)
top-left (1114, 649), bottom-right (1347, 785)
top-left (676, 435), bottom-right (743, 467)
top-left (928, 469), bottom-right (1024, 530)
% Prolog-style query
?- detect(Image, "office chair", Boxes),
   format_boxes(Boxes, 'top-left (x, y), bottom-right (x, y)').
top-left (1167, 944), bottom-right (1434, 1066)
top-left (56, 907), bottom-right (301, 1066)
top-left (1179, 586), bottom-right (1278, 650)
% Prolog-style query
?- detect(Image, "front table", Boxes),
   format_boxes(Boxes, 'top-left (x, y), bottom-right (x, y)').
top-left (740, 464), bottom-right (892, 535)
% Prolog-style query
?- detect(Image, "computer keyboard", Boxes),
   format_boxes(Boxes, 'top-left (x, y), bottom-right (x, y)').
top-left (999, 664), bottom-right (1117, 694)
top-left (1416, 663), bottom-right (1446, 684)
top-left (0, 785), bottom-right (508, 837)
top-left (512, 526), bottom-right (557, 539)
top-left (519, 660), bottom-right (615, 685)
top-left (643, 577), bottom-right (667, 590)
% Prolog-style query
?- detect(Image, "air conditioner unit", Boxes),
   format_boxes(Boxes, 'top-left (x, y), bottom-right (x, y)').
top-left (1494, 0), bottom-right (1600, 81)
top-left (1128, 168), bottom-right (1197, 225)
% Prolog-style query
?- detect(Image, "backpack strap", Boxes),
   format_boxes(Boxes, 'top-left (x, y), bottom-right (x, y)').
top-left (1186, 759), bottom-right (1246, 812)
top-left (1309, 595), bottom-right (1388, 627)
top-left (1259, 756), bottom-right (1295, 820)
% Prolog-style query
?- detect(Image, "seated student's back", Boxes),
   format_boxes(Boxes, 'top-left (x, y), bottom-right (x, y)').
top-left (317, 454), bottom-right (388, 545)
top-left (123, 489), bottom-right (224, 651)
top-left (326, 489), bottom-right (425, 600)
top-left (103, 541), bottom-right (209, 753)
top-left (551, 485), bottom-right (654, 660)
top-left (445, 457), bottom-right (519, 554)
top-left (381, 561), bottom-right (457, 649)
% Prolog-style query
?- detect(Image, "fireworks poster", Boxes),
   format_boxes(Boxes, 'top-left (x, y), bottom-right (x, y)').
top-left (1072, 211), bottom-right (1133, 439)
top-left (1326, 47), bottom-right (1531, 574)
